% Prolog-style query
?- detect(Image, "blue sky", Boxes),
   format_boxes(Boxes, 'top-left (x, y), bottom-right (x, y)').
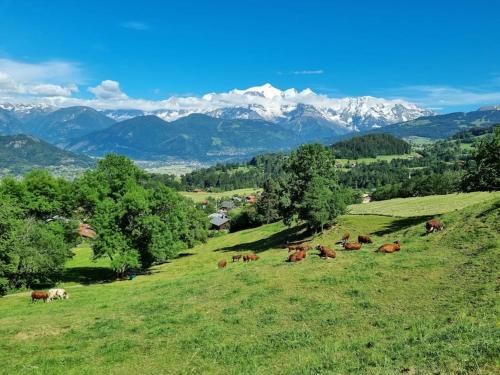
top-left (0, 0), bottom-right (499, 112)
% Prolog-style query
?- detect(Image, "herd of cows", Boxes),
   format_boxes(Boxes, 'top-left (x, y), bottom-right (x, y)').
top-left (30, 219), bottom-right (445, 301)
top-left (217, 219), bottom-right (444, 268)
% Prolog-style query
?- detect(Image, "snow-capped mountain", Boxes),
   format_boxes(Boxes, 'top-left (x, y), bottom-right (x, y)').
top-left (100, 83), bottom-right (433, 132)
top-left (0, 102), bottom-right (54, 120)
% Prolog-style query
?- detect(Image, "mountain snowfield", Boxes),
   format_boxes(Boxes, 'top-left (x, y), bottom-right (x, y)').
top-left (1, 84), bottom-right (434, 132)
top-left (108, 83), bottom-right (434, 132)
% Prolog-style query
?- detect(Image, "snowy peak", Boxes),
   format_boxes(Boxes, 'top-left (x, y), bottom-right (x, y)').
top-left (232, 83), bottom-right (284, 99)
top-left (1, 84), bottom-right (434, 136)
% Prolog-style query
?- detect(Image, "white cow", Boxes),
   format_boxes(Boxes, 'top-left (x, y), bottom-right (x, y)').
top-left (47, 288), bottom-right (69, 301)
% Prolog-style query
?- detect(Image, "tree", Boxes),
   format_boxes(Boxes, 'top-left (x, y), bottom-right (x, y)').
top-left (300, 176), bottom-right (347, 232)
top-left (86, 154), bottom-right (209, 276)
top-left (255, 179), bottom-right (282, 224)
top-left (281, 144), bottom-right (343, 229)
top-left (462, 126), bottom-right (500, 191)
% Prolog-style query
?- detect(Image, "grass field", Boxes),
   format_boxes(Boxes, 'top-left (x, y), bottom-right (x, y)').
top-left (181, 188), bottom-right (262, 203)
top-left (349, 191), bottom-right (500, 217)
top-left (336, 152), bottom-right (420, 165)
top-left (0, 193), bottom-right (499, 374)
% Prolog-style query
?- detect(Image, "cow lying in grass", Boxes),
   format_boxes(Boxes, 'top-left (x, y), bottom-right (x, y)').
top-left (287, 243), bottom-right (311, 253)
top-left (31, 291), bottom-right (49, 303)
top-left (377, 240), bottom-right (401, 253)
top-left (358, 235), bottom-right (372, 244)
top-left (315, 245), bottom-right (336, 259)
top-left (218, 259), bottom-right (227, 268)
top-left (48, 288), bottom-right (69, 301)
top-left (426, 219), bottom-right (444, 234)
top-left (287, 250), bottom-right (306, 262)
top-left (343, 242), bottom-right (362, 251)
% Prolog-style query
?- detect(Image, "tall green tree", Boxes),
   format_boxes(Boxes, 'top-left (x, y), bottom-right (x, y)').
top-left (86, 154), bottom-right (209, 276)
top-left (255, 179), bottom-right (283, 224)
top-left (462, 126), bottom-right (500, 191)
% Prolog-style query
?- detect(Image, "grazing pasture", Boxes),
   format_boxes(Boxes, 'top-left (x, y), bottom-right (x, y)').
top-left (349, 191), bottom-right (500, 217)
top-left (180, 188), bottom-right (262, 203)
top-left (0, 194), bottom-right (499, 374)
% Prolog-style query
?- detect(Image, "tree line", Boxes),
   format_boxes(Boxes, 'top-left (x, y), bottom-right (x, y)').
top-left (0, 155), bottom-right (209, 295)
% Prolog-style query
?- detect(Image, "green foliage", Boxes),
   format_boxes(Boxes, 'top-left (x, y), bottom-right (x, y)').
top-left (300, 177), bottom-right (343, 232)
top-left (372, 171), bottom-right (463, 201)
top-left (331, 133), bottom-right (411, 159)
top-left (0, 170), bottom-right (74, 219)
top-left (254, 179), bottom-right (283, 224)
top-left (86, 154), bottom-right (209, 275)
top-left (462, 126), bottom-right (500, 191)
top-left (0, 195), bottom-right (72, 294)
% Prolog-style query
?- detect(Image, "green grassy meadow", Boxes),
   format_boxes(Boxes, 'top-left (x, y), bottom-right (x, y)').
top-left (349, 191), bottom-right (500, 217)
top-left (0, 193), bottom-right (499, 374)
top-left (336, 152), bottom-right (420, 165)
top-left (180, 188), bottom-right (262, 203)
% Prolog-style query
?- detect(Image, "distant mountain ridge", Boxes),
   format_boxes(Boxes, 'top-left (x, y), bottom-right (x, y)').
top-left (368, 109), bottom-right (500, 139)
top-left (67, 114), bottom-right (300, 161)
top-left (0, 134), bottom-right (93, 175)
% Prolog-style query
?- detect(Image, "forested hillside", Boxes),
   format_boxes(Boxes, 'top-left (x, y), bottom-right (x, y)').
top-left (331, 133), bottom-right (411, 159)
top-left (0, 134), bottom-right (93, 175)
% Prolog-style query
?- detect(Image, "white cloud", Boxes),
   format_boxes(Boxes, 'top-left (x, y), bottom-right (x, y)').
top-left (293, 70), bottom-right (324, 75)
top-left (390, 85), bottom-right (500, 108)
top-left (0, 58), bottom-right (83, 84)
top-left (0, 58), bottom-right (82, 97)
top-left (88, 80), bottom-right (128, 100)
top-left (122, 21), bottom-right (150, 30)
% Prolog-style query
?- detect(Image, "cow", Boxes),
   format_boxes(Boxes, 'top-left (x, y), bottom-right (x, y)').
top-left (287, 250), bottom-right (306, 262)
top-left (343, 242), bottom-right (362, 251)
top-left (47, 288), bottom-right (69, 301)
top-left (243, 254), bottom-right (259, 262)
top-left (341, 232), bottom-right (350, 243)
top-left (358, 235), bottom-right (372, 244)
top-left (315, 245), bottom-right (336, 259)
top-left (232, 255), bottom-right (242, 262)
top-left (218, 259), bottom-right (227, 268)
top-left (287, 243), bottom-right (311, 253)
top-left (377, 240), bottom-right (401, 253)
top-left (426, 219), bottom-right (444, 234)
top-left (31, 291), bottom-right (49, 303)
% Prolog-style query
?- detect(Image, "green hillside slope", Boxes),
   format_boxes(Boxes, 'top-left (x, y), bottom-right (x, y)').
top-left (0, 193), bottom-right (498, 374)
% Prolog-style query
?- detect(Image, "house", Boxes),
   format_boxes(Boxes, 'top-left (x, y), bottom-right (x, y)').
top-left (220, 200), bottom-right (235, 211)
top-left (245, 195), bottom-right (256, 204)
top-left (361, 193), bottom-right (372, 204)
top-left (209, 213), bottom-right (230, 230)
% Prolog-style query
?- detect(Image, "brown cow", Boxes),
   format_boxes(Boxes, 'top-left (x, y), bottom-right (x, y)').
top-left (358, 235), bottom-right (372, 244)
top-left (243, 254), bottom-right (259, 262)
top-left (31, 291), bottom-right (49, 303)
top-left (218, 259), bottom-right (227, 268)
top-left (287, 250), bottom-right (306, 262)
top-left (315, 245), bottom-right (336, 259)
top-left (232, 255), bottom-right (242, 262)
top-left (343, 242), bottom-right (362, 251)
top-left (287, 243), bottom-right (311, 253)
top-left (377, 240), bottom-right (401, 253)
top-left (426, 219), bottom-right (444, 234)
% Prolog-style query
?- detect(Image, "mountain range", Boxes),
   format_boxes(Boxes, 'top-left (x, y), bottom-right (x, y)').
top-left (0, 84), bottom-right (499, 162)
top-left (369, 109), bottom-right (500, 139)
